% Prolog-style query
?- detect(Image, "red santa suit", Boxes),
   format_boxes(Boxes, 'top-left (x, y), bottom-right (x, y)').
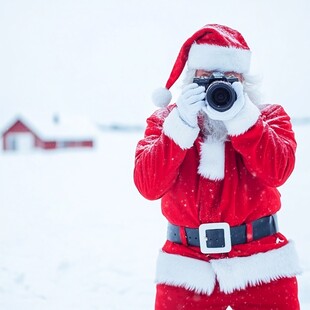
top-left (134, 24), bottom-right (301, 309)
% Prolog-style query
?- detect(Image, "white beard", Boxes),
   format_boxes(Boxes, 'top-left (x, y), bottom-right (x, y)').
top-left (198, 112), bottom-right (228, 181)
top-left (200, 111), bottom-right (228, 143)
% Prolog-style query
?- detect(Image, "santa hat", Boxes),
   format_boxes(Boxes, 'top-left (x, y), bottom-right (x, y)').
top-left (153, 24), bottom-right (251, 107)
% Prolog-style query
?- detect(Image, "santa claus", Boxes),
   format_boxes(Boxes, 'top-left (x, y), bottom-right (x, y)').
top-left (134, 24), bottom-right (301, 309)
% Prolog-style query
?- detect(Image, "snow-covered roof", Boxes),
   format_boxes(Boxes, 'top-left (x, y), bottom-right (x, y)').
top-left (4, 114), bottom-right (98, 141)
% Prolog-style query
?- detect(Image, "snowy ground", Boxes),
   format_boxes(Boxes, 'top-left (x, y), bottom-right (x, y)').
top-left (0, 124), bottom-right (309, 309)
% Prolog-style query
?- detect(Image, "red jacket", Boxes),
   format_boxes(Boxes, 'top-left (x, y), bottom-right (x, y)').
top-left (134, 104), bottom-right (296, 261)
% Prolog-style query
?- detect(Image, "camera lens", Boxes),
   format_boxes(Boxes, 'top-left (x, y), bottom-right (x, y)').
top-left (206, 81), bottom-right (237, 112)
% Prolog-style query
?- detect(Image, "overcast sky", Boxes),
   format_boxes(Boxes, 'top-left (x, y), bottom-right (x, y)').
top-left (0, 0), bottom-right (309, 127)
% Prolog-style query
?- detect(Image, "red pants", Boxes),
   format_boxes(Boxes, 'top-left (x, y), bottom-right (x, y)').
top-left (155, 277), bottom-right (299, 310)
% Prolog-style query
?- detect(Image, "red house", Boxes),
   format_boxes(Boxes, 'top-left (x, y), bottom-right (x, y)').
top-left (2, 116), bottom-right (96, 151)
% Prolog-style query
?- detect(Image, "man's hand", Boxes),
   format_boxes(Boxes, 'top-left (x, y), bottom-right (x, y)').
top-left (176, 83), bottom-right (205, 128)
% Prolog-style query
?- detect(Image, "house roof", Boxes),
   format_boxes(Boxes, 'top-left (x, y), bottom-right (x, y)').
top-left (3, 114), bottom-right (98, 141)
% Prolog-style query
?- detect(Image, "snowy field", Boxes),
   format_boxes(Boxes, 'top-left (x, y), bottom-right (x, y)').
top-left (0, 123), bottom-right (309, 309)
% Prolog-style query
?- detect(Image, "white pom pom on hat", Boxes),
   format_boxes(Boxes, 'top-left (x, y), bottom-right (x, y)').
top-left (152, 87), bottom-right (172, 107)
top-left (152, 24), bottom-right (252, 107)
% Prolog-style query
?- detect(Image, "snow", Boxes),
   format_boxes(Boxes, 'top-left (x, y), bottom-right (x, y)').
top-left (0, 125), bottom-right (309, 309)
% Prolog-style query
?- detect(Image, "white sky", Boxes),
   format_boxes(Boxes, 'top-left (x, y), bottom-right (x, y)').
top-left (0, 0), bottom-right (309, 127)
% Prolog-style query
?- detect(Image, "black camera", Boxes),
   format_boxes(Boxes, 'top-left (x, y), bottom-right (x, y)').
top-left (193, 72), bottom-right (238, 112)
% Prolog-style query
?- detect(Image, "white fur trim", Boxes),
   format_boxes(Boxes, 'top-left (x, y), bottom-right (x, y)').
top-left (211, 241), bottom-right (302, 294)
top-left (163, 108), bottom-right (200, 149)
top-left (224, 97), bottom-right (260, 136)
top-left (188, 44), bottom-right (251, 73)
top-left (152, 87), bottom-right (172, 107)
top-left (198, 138), bottom-right (225, 180)
top-left (155, 242), bottom-right (301, 295)
top-left (155, 251), bottom-right (216, 295)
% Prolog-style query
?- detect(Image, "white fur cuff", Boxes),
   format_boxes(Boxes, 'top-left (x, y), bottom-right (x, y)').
top-left (224, 97), bottom-right (260, 136)
top-left (163, 108), bottom-right (200, 149)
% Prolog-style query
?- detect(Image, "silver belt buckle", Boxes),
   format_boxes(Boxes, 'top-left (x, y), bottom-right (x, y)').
top-left (198, 222), bottom-right (232, 254)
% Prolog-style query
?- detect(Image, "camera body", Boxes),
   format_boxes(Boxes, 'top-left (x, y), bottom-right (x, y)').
top-left (193, 72), bottom-right (238, 112)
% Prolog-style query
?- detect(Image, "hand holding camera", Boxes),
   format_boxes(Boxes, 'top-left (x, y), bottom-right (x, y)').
top-left (194, 72), bottom-right (245, 121)
top-left (176, 83), bottom-right (205, 128)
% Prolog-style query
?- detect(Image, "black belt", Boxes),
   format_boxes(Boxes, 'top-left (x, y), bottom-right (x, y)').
top-left (167, 214), bottom-right (278, 254)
